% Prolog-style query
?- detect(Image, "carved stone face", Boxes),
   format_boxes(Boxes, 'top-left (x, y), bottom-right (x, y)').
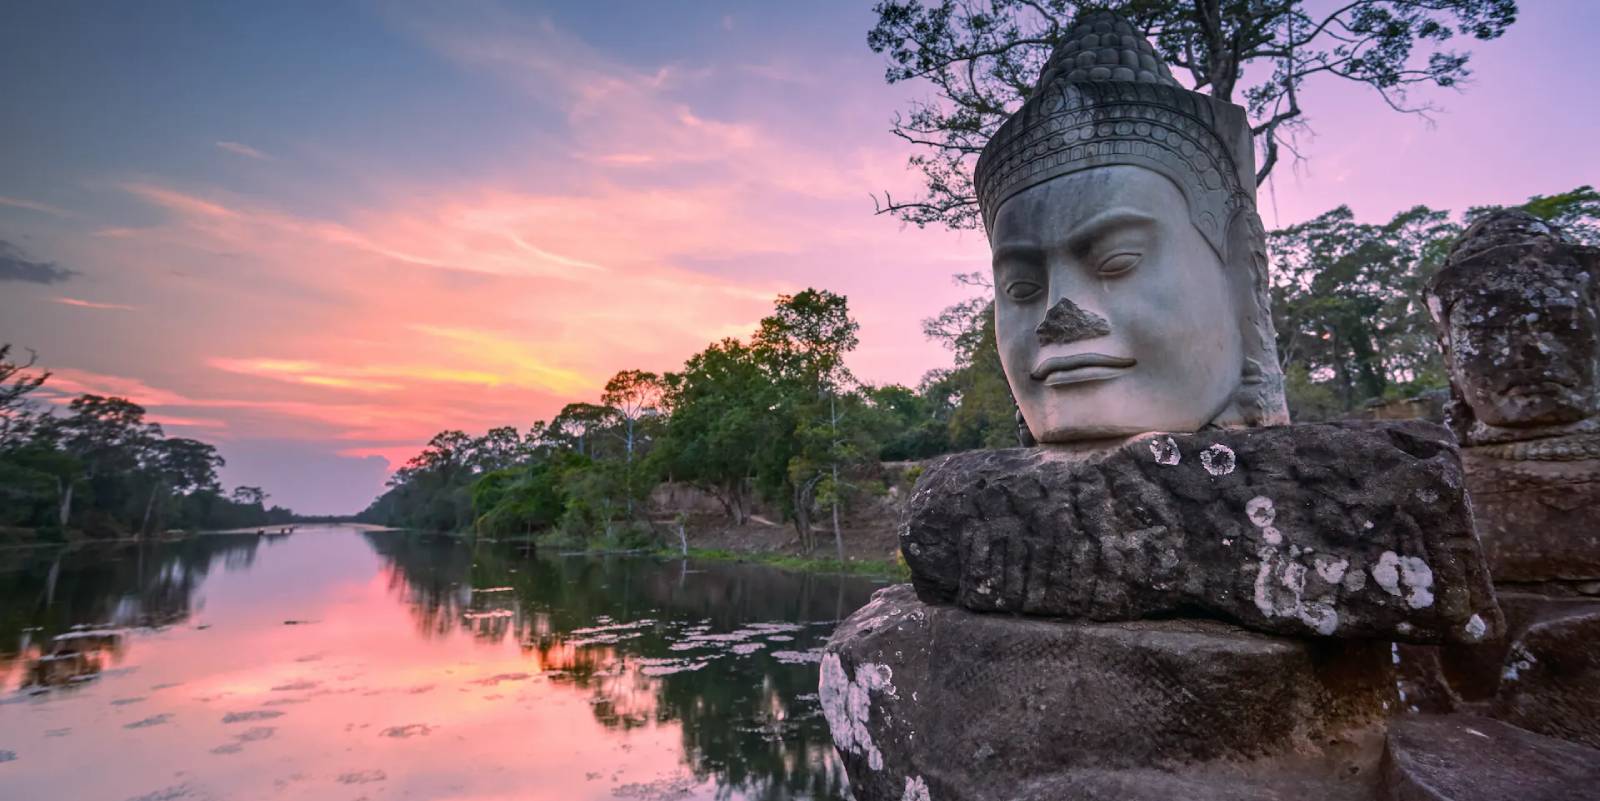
top-left (1442, 270), bottom-right (1600, 430)
top-left (990, 166), bottom-right (1243, 442)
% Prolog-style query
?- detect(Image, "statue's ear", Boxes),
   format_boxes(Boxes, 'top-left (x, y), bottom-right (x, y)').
top-left (1016, 407), bottom-right (1037, 448)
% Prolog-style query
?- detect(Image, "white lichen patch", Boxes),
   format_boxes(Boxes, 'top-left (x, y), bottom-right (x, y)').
top-left (1298, 602), bottom-right (1340, 635)
top-left (820, 653), bottom-right (894, 771)
top-left (1261, 526), bottom-right (1283, 545)
top-left (1342, 569), bottom-right (1367, 593)
top-left (902, 775), bottom-right (932, 801)
top-left (1245, 496), bottom-right (1276, 528)
top-left (1372, 552), bottom-right (1401, 596)
top-left (1372, 550), bottom-right (1434, 607)
top-left (1200, 444), bottom-right (1236, 476)
top-left (1463, 614), bottom-right (1488, 642)
top-left (1252, 544), bottom-right (1339, 635)
top-left (1314, 555), bottom-right (1349, 586)
top-left (1149, 436), bottom-right (1181, 466)
top-left (1398, 556), bottom-right (1435, 609)
top-left (1503, 643), bottom-right (1536, 682)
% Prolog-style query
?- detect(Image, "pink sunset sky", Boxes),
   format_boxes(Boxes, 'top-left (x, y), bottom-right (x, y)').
top-left (2, 1), bottom-right (1596, 514)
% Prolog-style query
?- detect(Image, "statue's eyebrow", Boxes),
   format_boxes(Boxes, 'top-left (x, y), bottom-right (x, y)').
top-left (1064, 208), bottom-right (1158, 253)
top-left (992, 240), bottom-right (1044, 266)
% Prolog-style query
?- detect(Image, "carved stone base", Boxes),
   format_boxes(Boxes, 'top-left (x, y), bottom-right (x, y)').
top-left (821, 585), bottom-right (1394, 801)
top-left (902, 421), bottom-right (1501, 643)
top-left (1462, 451), bottom-right (1600, 582)
top-left (1400, 593), bottom-right (1600, 749)
top-left (1382, 715), bottom-right (1600, 801)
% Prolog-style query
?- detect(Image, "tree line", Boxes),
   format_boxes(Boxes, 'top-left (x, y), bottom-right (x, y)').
top-left (0, 348), bottom-right (293, 540)
top-left (359, 290), bottom-right (964, 557)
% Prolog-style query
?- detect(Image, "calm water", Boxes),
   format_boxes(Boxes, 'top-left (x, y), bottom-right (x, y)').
top-left (0, 526), bottom-right (883, 801)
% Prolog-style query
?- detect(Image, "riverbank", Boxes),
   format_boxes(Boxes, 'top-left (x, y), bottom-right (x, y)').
top-left (664, 546), bottom-right (909, 580)
top-left (424, 513), bottom-right (910, 580)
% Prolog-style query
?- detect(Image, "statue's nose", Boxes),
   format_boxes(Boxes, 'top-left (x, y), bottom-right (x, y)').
top-left (1036, 297), bottom-right (1111, 346)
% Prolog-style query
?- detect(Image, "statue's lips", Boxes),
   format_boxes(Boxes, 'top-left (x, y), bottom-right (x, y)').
top-left (1030, 353), bottom-right (1136, 386)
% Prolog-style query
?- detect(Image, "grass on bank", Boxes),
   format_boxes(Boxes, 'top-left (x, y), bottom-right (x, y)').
top-left (464, 527), bottom-right (909, 580)
top-left (663, 546), bottom-right (910, 580)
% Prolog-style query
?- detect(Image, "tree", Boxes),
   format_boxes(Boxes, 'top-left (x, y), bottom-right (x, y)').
top-left (867, 0), bottom-right (1517, 229)
top-left (750, 290), bottom-right (865, 553)
top-left (1271, 204), bottom-right (1458, 416)
top-left (654, 339), bottom-right (773, 526)
top-left (1468, 184), bottom-right (1600, 246)
top-left (231, 486), bottom-right (268, 507)
top-left (0, 344), bottom-right (49, 446)
top-left (1271, 185), bottom-right (1600, 419)
top-left (140, 437), bottom-right (224, 535)
top-left (44, 395), bottom-right (164, 528)
top-left (472, 426), bottom-right (527, 473)
top-left (549, 403), bottom-right (617, 458)
top-left (752, 289), bottom-right (861, 393)
top-left (601, 370), bottom-right (664, 463)
top-left (920, 273), bottom-right (1019, 449)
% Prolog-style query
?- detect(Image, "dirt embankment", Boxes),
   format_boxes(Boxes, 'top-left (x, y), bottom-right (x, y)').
top-left (647, 462), bottom-right (923, 563)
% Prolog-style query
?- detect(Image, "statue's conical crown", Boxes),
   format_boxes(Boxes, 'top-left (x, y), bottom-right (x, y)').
top-left (1034, 11), bottom-right (1180, 90)
top-left (974, 10), bottom-right (1258, 256)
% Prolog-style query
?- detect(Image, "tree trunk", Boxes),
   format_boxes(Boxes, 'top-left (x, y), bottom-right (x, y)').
top-left (832, 463), bottom-right (844, 564)
top-left (718, 481), bottom-right (749, 526)
top-left (141, 483), bottom-right (162, 539)
top-left (793, 474), bottom-right (822, 555)
top-left (56, 478), bottom-right (74, 528)
top-left (830, 395), bottom-right (844, 563)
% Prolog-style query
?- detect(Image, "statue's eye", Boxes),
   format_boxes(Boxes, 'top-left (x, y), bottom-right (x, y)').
top-left (1098, 252), bottom-right (1141, 276)
top-left (1005, 281), bottom-right (1043, 302)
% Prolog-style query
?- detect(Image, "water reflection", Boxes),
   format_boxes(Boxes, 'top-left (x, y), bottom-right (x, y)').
top-left (365, 532), bottom-right (874, 801)
top-left (0, 534), bottom-right (283, 692)
top-left (0, 528), bottom-right (880, 800)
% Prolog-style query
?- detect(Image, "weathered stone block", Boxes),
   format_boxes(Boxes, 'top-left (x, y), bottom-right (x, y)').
top-left (902, 421), bottom-right (1502, 644)
top-left (1463, 450), bottom-right (1600, 582)
top-left (1382, 715), bottom-right (1600, 801)
top-left (822, 585), bottom-right (1394, 801)
top-left (1492, 603), bottom-right (1600, 748)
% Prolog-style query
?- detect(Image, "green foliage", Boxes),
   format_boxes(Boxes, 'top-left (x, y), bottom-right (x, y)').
top-left (1468, 184), bottom-right (1600, 245)
top-left (0, 347), bottom-right (292, 538)
top-left (471, 457), bottom-right (572, 537)
top-left (668, 547), bottom-right (911, 580)
top-left (378, 288), bottom-right (984, 557)
top-left (867, 0), bottom-right (1517, 229)
top-left (919, 274), bottom-right (1019, 450)
top-left (1272, 186), bottom-right (1599, 419)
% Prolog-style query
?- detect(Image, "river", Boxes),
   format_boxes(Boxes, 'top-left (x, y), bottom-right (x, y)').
top-left (0, 526), bottom-right (886, 801)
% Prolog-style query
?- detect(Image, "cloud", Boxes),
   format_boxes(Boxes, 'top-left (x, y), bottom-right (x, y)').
top-left (216, 140), bottom-right (272, 160)
top-left (0, 240), bottom-right (78, 284)
top-left (0, 196), bottom-right (73, 217)
top-left (121, 182), bottom-right (240, 219)
top-left (54, 297), bottom-right (136, 311)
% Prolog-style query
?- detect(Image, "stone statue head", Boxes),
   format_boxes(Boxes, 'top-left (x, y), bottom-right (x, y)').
top-left (974, 11), bottom-right (1288, 444)
top-left (1427, 210), bottom-right (1600, 446)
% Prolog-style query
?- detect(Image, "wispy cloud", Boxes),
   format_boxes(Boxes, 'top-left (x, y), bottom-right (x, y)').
top-left (121, 182), bottom-right (241, 219)
top-left (0, 196), bottom-right (73, 217)
top-left (0, 240), bottom-right (78, 284)
top-left (54, 296), bottom-right (135, 311)
top-left (216, 140), bottom-right (272, 160)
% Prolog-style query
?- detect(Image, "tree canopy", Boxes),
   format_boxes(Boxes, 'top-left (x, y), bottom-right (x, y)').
top-left (867, 0), bottom-right (1517, 229)
top-left (0, 349), bottom-right (296, 538)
